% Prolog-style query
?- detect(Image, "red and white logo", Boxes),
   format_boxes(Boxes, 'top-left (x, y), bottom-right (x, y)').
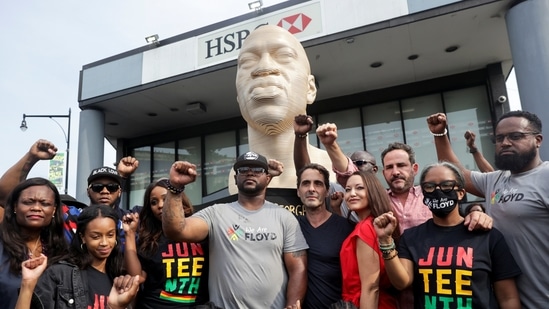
top-left (277, 13), bottom-right (312, 34)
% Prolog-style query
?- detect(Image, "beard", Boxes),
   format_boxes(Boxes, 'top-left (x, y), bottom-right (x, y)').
top-left (495, 147), bottom-right (536, 172)
top-left (237, 180), bottom-right (266, 196)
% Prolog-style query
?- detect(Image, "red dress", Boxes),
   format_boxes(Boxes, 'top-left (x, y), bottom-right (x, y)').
top-left (340, 216), bottom-right (397, 308)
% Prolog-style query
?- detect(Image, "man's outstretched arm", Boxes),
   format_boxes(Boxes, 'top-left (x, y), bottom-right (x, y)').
top-left (293, 115), bottom-right (313, 173)
top-left (426, 113), bottom-right (483, 197)
top-left (162, 161), bottom-right (209, 242)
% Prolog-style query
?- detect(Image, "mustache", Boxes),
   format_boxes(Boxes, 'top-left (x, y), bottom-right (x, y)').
top-left (390, 175), bottom-right (405, 182)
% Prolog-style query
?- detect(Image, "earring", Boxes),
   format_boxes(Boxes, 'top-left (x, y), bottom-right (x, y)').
top-left (80, 243), bottom-right (86, 251)
top-left (115, 240), bottom-right (118, 246)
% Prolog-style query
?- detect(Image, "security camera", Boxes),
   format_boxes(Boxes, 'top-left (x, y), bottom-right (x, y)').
top-left (497, 95), bottom-right (507, 103)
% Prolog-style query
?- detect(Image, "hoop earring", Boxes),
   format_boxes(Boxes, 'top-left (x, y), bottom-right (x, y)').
top-left (115, 240), bottom-right (118, 246)
top-left (80, 243), bottom-right (86, 251)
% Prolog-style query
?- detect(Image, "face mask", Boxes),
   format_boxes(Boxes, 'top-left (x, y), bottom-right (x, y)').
top-left (423, 189), bottom-right (459, 217)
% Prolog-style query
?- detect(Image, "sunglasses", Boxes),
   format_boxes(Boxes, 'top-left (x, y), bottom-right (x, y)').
top-left (236, 167), bottom-right (267, 175)
top-left (421, 180), bottom-right (458, 193)
top-left (353, 160), bottom-right (375, 167)
top-left (89, 183), bottom-right (120, 193)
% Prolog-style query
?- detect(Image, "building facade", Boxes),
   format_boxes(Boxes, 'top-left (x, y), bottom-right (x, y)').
top-left (76, 0), bottom-right (549, 209)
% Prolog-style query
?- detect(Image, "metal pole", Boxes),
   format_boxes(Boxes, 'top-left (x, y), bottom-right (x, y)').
top-left (20, 109), bottom-right (72, 194)
top-left (65, 108), bottom-right (71, 195)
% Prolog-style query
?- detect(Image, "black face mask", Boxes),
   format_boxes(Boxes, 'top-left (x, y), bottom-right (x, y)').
top-left (423, 189), bottom-right (459, 217)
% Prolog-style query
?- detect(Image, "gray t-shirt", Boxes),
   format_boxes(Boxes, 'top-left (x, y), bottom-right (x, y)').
top-left (194, 201), bottom-right (309, 309)
top-left (471, 161), bottom-right (549, 308)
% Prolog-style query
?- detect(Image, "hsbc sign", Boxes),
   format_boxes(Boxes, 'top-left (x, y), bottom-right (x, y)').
top-left (197, 1), bottom-right (322, 67)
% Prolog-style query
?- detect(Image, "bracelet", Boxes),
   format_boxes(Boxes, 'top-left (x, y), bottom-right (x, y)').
top-left (430, 128), bottom-right (447, 137)
top-left (379, 238), bottom-right (395, 255)
top-left (383, 250), bottom-right (398, 260)
top-left (295, 133), bottom-right (308, 138)
top-left (469, 147), bottom-right (478, 154)
top-left (166, 180), bottom-right (185, 194)
top-left (379, 242), bottom-right (395, 251)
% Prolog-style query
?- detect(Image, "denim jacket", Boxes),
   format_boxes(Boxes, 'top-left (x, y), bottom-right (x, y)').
top-left (32, 261), bottom-right (89, 309)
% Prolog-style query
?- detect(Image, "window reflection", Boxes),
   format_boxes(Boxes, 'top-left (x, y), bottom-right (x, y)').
top-left (204, 132), bottom-right (236, 195)
top-left (127, 86), bottom-right (492, 206)
top-left (178, 137), bottom-right (202, 205)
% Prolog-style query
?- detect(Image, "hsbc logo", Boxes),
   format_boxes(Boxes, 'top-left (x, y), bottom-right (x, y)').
top-left (197, 1), bottom-right (321, 66)
top-left (277, 13), bottom-right (312, 34)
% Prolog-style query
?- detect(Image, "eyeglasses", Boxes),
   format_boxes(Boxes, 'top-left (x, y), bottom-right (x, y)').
top-left (421, 180), bottom-right (458, 193)
top-left (89, 183), bottom-right (120, 193)
top-left (492, 132), bottom-right (539, 144)
top-left (353, 160), bottom-right (375, 167)
top-left (236, 167), bottom-right (267, 175)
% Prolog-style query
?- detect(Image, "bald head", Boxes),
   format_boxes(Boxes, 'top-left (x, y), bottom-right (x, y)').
top-left (350, 151), bottom-right (378, 173)
top-left (235, 25), bottom-right (317, 135)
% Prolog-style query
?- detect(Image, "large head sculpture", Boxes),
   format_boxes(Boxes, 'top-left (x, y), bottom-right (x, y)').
top-left (236, 25), bottom-right (317, 135)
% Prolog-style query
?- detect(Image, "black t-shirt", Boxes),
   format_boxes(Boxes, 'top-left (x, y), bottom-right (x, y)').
top-left (136, 235), bottom-right (209, 308)
top-left (399, 219), bottom-right (521, 309)
top-left (298, 214), bottom-right (355, 309)
top-left (85, 267), bottom-right (112, 309)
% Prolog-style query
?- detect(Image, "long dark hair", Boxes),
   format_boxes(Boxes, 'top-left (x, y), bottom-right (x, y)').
top-left (138, 179), bottom-right (194, 258)
top-left (61, 205), bottom-right (124, 278)
top-left (348, 171), bottom-right (400, 241)
top-left (0, 177), bottom-right (68, 274)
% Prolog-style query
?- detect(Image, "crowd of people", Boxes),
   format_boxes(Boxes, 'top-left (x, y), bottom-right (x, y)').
top-left (1, 24), bottom-right (547, 309)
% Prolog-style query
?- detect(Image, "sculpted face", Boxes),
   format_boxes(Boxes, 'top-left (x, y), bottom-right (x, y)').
top-left (236, 25), bottom-right (317, 135)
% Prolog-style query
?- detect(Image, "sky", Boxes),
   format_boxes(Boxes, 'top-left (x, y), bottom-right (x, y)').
top-left (0, 0), bottom-right (286, 196)
top-left (0, 1), bottom-right (521, 197)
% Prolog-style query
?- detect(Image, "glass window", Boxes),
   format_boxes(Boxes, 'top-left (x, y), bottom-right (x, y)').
top-left (238, 128), bottom-right (249, 155)
top-left (318, 109), bottom-right (362, 157)
top-left (443, 86), bottom-right (495, 171)
top-left (401, 94), bottom-right (443, 179)
top-left (178, 137), bottom-right (202, 205)
top-left (152, 142), bottom-right (175, 181)
top-left (129, 146), bottom-right (151, 208)
top-left (362, 101), bottom-right (402, 186)
top-left (204, 131), bottom-right (236, 195)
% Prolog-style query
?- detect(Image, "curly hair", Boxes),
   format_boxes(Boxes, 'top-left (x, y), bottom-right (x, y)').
top-left (0, 177), bottom-right (68, 275)
top-left (61, 205), bottom-right (124, 279)
top-left (138, 179), bottom-right (194, 258)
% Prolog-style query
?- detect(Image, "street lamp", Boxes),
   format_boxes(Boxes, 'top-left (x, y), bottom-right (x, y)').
top-left (20, 108), bottom-right (72, 194)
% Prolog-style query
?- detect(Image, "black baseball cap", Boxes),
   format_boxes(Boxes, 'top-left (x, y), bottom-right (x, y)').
top-left (87, 166), bottom-right (123, 185)
top-left (233, 151), bottom-right (269, 171)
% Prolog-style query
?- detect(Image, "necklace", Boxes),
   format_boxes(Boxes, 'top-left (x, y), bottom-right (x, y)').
top-left (27, 237), bottom-right (41, 258)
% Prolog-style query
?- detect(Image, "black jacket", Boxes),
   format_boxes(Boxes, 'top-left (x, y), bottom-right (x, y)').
top-left (32, 261), bottom-right (89, 309)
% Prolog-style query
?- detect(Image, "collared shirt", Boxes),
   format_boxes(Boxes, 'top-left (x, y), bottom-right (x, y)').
top-left (387, 185), bottom-right (432, 234)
